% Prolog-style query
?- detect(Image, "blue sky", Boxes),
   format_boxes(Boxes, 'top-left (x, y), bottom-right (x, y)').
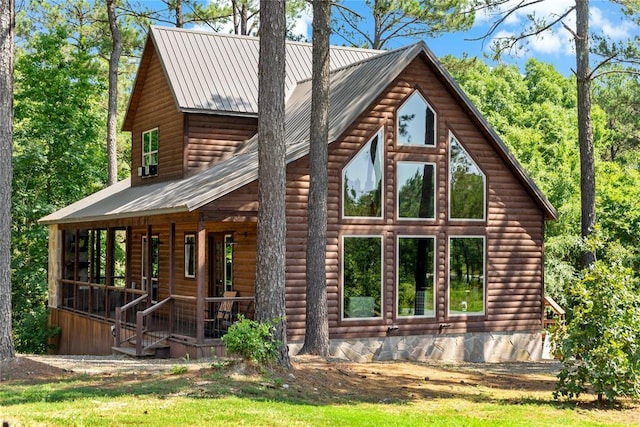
top-left (300, 1), bottom-right (638, 75)
top-left (183, 1), bottom-right (638, 76)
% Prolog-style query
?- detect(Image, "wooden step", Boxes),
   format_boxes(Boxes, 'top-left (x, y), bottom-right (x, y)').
top-left (112, 346), bottom-right (155, 357)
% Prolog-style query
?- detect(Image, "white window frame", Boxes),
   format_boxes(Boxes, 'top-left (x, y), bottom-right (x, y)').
top-left (396, 161), bottom-right (437, 221)
top-left (396, 235), bottom-right (436, 318)
top-left (448, 131), bottom-right (486, 221)
top-left (396, 90), bottom-right (437, 147)
top-left (141, 235), bottom-right (159, 302)
top-left (447, 235), bottom-right (486, 317)
top-left (341, 234), bottom-right (383, 321)
top-left (342, 128), bottom-right (385, 220)
top-left (142, 128), bottom-right (158, 168)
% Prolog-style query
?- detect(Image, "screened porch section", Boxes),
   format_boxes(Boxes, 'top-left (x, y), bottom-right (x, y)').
top-left (59, 227), bottom-right (254, 354)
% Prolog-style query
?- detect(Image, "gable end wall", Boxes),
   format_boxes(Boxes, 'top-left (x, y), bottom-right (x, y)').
top-left (130, 47), bottom-right (185, 186)
top-left (284, 56), bottom-right (545, 343)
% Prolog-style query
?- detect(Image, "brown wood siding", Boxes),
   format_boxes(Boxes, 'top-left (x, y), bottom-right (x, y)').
top-left (130, 45), bottom-right (184, 186)
top-left (283, 56), bottom-right (546, 342)
top-left (49, 308), bottom-right (114, 355)
top-left (186, 114), bottom-right (257, 173)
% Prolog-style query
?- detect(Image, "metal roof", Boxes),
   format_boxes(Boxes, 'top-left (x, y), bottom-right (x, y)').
top-left (42, 39), bottom-right (557, 225)
top-left (147, 26), bottom-right (381, 116)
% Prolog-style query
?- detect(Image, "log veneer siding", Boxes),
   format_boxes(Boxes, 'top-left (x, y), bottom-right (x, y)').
top-left (282, 55), bottom-right (545, 342)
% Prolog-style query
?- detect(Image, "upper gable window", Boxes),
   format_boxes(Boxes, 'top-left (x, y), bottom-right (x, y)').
top-left (142, 128), bottom-right (158, 176)
top-left (397, 162), bottom-right (435, 220)
top-left (449, 134), bottom-right (485, 220)
top-left (397, 91), bottom-right (436, 147)
top-left (343, 128), bottom-right (384, 218)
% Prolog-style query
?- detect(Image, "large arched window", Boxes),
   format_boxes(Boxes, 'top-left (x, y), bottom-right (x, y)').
top-left (449, 133), bottom-right (485, 220)
top-left (342, 128), bottom-right (384, 218)
top-left (397, 91), bottom-right (436, 147)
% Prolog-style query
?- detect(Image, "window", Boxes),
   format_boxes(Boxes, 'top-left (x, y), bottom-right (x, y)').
top-left (184, 234), bottom-right (195, 278)
top-left (224, 234), bottom-right (234, 291)
top-left (397, 162), bottom-right (435, 220)
top-left (449, 237), bottom-right (484, 315)
top-left (142, 235), bottom-right (159, 302)
top-left (449, 134), bottom-right (485, 220)
top-left (397, 91), bottom-right (436, 146)
top-left (142, 128), bottom-right (158, 174)
top-left (342, 236), bottom-right (382, 319)
top-left (343, 129), bottom-right (384, 218)
top-left (397, 236), bottom-right (435, 317)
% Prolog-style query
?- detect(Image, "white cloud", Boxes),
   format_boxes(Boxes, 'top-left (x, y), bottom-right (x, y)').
top-left (590, 6), bottom-right (633, 40)
top-left (289, 6), bottom-right (312, 41)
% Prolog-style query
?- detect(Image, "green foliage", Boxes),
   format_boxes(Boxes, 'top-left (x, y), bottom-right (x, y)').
top-left (553, 238), bottom-right (640, 403)
top-left (169, 365), bottom-right (188, 375)
top-left (222, 315), bottom-right (281, 365)
top-left (12, 24), bottom-right (108, 353)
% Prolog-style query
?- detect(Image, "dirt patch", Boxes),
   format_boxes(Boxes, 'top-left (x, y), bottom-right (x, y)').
top-left (0, 356), bottom-right (71, 382)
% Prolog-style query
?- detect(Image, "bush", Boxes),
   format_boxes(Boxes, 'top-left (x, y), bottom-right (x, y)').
top-left (221, 315), bottom-right (281, 365)
top-left (552, 256), bottom-right (640, 403)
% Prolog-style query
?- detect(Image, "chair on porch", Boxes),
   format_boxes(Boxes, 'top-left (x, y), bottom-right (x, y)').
top-left (214, 290), bottom-right (237, 338)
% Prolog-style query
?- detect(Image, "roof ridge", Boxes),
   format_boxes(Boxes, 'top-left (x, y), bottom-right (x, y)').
top-left (150, 25), bottom-right (383, 53)
top-left (294, 41), bottom-right (424, 85)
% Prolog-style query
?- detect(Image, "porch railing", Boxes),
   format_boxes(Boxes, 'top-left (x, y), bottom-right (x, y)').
top-left (59, 279), bottom-right (146, 321)
top-left (114, 293), bottom-right (149, 349)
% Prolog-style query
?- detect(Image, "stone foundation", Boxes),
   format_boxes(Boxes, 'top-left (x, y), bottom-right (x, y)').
top-left (290, 331), bottom-right (543, 363)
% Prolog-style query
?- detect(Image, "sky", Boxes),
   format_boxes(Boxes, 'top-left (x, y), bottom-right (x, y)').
top-left (286, 0), bottom-right (639, 76)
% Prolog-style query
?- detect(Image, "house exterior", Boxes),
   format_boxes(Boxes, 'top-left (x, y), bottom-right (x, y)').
top-left (40, 26), bottom-right (557, 362)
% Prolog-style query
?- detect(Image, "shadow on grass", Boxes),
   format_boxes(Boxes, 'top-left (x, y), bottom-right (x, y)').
top-left (1, 359), bottom-right (637, 417)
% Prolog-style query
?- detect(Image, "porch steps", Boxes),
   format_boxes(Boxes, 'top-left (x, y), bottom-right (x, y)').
top-left (112, 331), bottom-right (171, 358)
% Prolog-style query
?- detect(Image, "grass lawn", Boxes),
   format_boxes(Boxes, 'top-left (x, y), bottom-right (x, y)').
top-left (1, 356), bottom-right (638, 426)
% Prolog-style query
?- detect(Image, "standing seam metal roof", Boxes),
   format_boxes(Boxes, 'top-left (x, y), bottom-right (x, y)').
top-left (148, 25), bottom-right (381, 116)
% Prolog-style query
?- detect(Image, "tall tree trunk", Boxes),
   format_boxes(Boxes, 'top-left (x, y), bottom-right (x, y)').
top-left (299, 0), bottom-right (330, 356)
top-left (575, 0), bottom-right (596, 267)
top-left (0, 0), bottom-right (15, 361)
top-left (106, 0), bottom-right (121, 186)
top-left (256, 0), bottom-right (289, 368)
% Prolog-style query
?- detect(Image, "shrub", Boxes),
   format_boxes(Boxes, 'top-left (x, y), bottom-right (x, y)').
top-left (552, 256), bottom-right (640, 403)
top-left (221, 315), bottom-right (281, 365)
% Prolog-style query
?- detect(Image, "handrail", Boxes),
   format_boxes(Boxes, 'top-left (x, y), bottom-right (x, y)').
top-left (121, 293), bottom-right (150, 312)
top-left (136, 296), bottom-right (172, 355)
top-left (114, 293), bottom-right (148, 349)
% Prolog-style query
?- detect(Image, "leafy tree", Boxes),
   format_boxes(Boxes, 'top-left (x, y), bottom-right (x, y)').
top-left (553, 237), bottom-right (640, 403)
top-left (0, 0), bottom-right (16, 361)
top-left (475, 0), bottom-right (640, 267)
top-left (12, 26), bottom-right (107, 352)
top-left (300, 0), bottom-right (330, 357)
top-left (255, 0), bottom-right (289, 368)
top-left (333, 0), bottom-right (475, 49)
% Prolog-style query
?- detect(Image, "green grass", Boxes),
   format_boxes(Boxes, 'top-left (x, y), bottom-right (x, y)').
top-left (1, 365), bottom-right (636, 426)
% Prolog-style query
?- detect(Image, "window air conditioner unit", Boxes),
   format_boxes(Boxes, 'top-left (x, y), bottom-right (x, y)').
top-left (137, 165), bottom-right (158, 177)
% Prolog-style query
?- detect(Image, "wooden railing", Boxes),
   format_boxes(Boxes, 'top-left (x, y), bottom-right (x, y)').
top-left (114, 293), bottom-right (149, 349)
top-left (59, 279), bottom-right (146, 321)
top-left (114, 294), bottom-right (255, 356)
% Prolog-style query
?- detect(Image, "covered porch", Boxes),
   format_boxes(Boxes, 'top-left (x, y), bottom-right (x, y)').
top-left (47, 218), bottom-right (257, 358)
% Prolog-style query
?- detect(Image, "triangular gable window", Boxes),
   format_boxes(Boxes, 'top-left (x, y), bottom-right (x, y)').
top-left (397, 91), bottom-right (436, 147)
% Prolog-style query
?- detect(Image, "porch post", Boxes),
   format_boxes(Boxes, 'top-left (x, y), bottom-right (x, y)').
top-left (196, 219), bottom-right (206, 343)
top-left (169, 223), bottom-right (176, 334)
top-left (47, 225), bottom-right (62, 308)
top-left (146, 224), bottom-right (152, 306)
